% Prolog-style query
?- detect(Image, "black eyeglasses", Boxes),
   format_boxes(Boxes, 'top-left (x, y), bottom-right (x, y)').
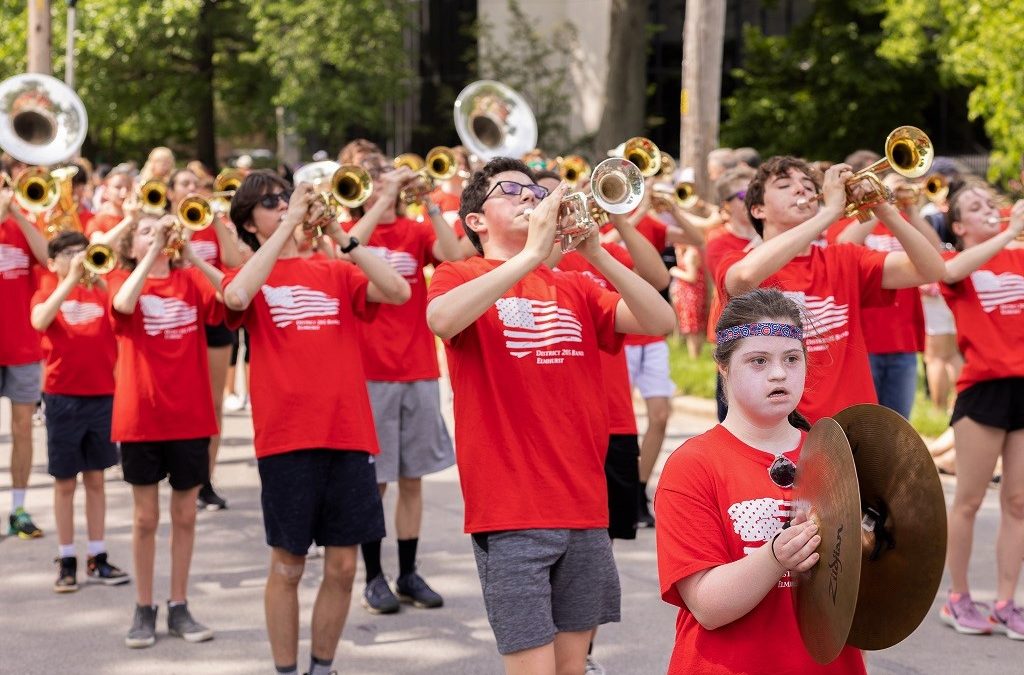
top-left (726, 189), bottom-right (747, 202)
top-left (483, 181), bottom-right (550, 202)
top-left (768, 455), bottom-right (796, 489)
top-left (258, 191), bottom-right (291, 209)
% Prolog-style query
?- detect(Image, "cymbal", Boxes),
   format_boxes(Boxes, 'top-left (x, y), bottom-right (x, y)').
top-left (792, 418), bottom-right (863, 665)
top-left (833, 404), bottom-right (948, 650)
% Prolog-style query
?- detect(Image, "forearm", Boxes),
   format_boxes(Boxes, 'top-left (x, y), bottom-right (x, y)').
top-left (427, 252), bottom-right (541, 340)
top-left (587, 247), bottom-right (675, 335)
top-left (345, 242), bottom-right (410, 304)
top-left (682, 545), bottom-right (785, 630)
top-left (943, 229), bottom-right (1016, 284)
top-left (186, 249), bottom-right (225, 296)
top-left (875, 204), bottom-right (944, 285)
top-left (835, 217), bottom-right (877, 245)
top-left (112, 249), bottom-right (159, 314)
top-left (91, 214), bottom-right (135, 248)
top-left (222, 225), bottom-right (292, 311)
top-left (212, 216), bottom-right (243, 268)
top-left (666, 207), bottom-right (709, 245)
top-left (429, 207), bottom-right (463, 261)
top-left (614, 214), bottom-right (671, 290)
top-left (13, 208), bottom-right (48, 264)
top-left (31, 275), bottom-right (78, 331)
top-left (346, 198), bottom-right (392, 243)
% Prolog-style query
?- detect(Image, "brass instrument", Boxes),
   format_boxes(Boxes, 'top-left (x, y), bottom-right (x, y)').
top-left (924, 174), bottom-right (949, 203)
top-left (0, 73), bottom-right (88, 165)
top-left (293, 160), bottom-right (373, 236)
top-left (653, 180), bottom-right (698, 210)
top-left (164, 194), bottom-right (213, 259)
top-left (557, 158), bottom-right (645, 253)
top-left (392, 147), bottom-right (459, 204)
top-left (557, 155), bottom-right (590, 187)
top-left (139, 180), bottom-right (169, 215)
top-left (616, 137), bottom-right (662, 178)
top-left (425, 146), bottom-right (458, 181)
top-left (657, 154), bottom-right (677, 180)
top-left (11, 166), bottom-right (60, 213)
top-left (210, 169), bottom-right (244, 213)
top-left (45, 165), bottom-right (82, 239)
top-left (893, 183), bottom-right (922, 210)
top-left (454, 80), bottom-right (538, 162)
top-left (80, 242), bottom-right (117, 286)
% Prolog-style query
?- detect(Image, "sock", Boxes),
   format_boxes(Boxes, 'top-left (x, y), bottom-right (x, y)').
top-left (274, 665), bottom-right (298, 675)
top-left (588, 641), bottom-right (594, 656)
top-left (168, 600), bottom-right (186, 608)
top-left (397, 538), bottom-right (418, 577)
top-left (87, 540), bottom-right (106, 557)
top-left (309, 655), bottom-right (333, 675)
top-left (361, 539), bottom-right (383, 581)
top-left (995, 599), bottom-right (1012, 611)
top-left (12, 489), bottom-right (26, 511)
top-left (949, 592), bottom-right (963, 603)
top-left (58, 544), bottom-right (75, 558)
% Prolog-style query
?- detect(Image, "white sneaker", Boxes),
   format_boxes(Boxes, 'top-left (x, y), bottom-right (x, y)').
top-left (585, 656), bottom-right (606, 675)
top-left (224, 393), bottom-right (246, 412)
top-left (307, 543), bottom-right (324, 558)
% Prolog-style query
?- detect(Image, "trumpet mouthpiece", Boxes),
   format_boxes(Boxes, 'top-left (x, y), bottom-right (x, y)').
top-left (796, 198), bottom-right (811, 206)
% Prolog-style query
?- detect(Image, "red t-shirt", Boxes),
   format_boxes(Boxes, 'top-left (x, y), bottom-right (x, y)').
top-left (341, 217), bottom-right (440, 381)
top-left (31, 283), bottom-right (117, 396)
top-left (427, 257), bottom-right (624, 533)
top-left (715, 244), bottom-right (894, 423)
top-left (941, 249), bottom-right (1024, 392)
top-left (556, 244), bottom-right (636, 435)
top-left (0, 217), bottom-right (43, 366)
top-left (107, 268), bottom-right (222, 441)
top-left (655, 424), bottom-right (866, 675)
top-left (224, 258), bottom-right (381, 458)
top-left (188, 225), bottom-right (222, 270)
top-left (428, 188), bottom-right (461, 216)
top-left (85, 212), bottom-right (121, 238)
top-left (705, 228), bottom-right (757, 342)
top-left (625, 214), bottom-right (670, 346)
top-left (827, 217), bottom-right (924, 354)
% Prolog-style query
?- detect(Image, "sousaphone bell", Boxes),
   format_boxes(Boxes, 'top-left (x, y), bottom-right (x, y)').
top-left (454, 80), bottom-right (538, 162)
top-left (0, 73), bottom-right (88, 166)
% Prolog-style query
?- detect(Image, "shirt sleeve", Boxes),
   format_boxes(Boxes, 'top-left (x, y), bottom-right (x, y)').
top-left (847, 244), bottom-right (895, 308)
top-left (577, 272), bottom-right (625, 354)
top-left (337, 261), bottom-right (378, 322)
top-left (184, 266), bottom-right (224, 326)
top-left (221, 268), bottom-right (252, 330)
top-left (713, 249), bottom-right (748, 302)
top-left (425, 261), bottom-right (470, 345)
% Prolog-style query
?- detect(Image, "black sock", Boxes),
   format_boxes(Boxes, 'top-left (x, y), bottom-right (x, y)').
top-left (397, 538), bottom-right (418, 577)
top-left (361, 539), bottom-right (383, 582)
top-left (309, 655), bottom-right (333, 675)
top-left (274, 664), bottom-right (297, 675)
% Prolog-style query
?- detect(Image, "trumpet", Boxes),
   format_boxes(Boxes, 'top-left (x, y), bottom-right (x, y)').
top-left (163, 194), bottom-right (213, 259)
top-left (394, 147), bottom-right (458, 204)
top-left (986, 215), bottom-right (1024, 242)
top-left (210, 169), bottom-right (245, 213)
top-left (618, 137), bottom-right (662, 178)
top-left (556, 158), bottom-right (645, 253)
top-left (292, 161), bottom-right (373, 236)
top-left (653, 181), bottom-right (698, 210)
top-left (11, 166), bottom-right (60, 214)
top-left (139, 180), bottom-right (169, 215)
top-left (45, 165), bottom-right (83, 239)
top-left (924, 174), bottom-right (949, 203)
top-left (557, 155), bottom-right (590, 187)
top-left (81, 243), bottom-right (117, 286)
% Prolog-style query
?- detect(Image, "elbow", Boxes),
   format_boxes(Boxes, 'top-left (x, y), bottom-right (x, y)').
top-left (111, 300), bottom-right (133, 316)
top-left (924, 259), bottom-right (945, 284)
top-left (384, 278), bottom-right (411, 305)
top-left (725, 270), bottom-right (755, 298)
top-left (426, 301), bottom-right (456, 341)
top-left (29, 315), bottom-right (46, 333)
top-left (652, 301), bottom-right (677, 335)
top-left (222, 284), bottom-right (247, 312)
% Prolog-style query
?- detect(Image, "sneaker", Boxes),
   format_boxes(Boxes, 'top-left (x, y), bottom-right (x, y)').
top-left (8, 507), bottom-right (43, 539)
top-left (87, 552), bottom-right (131, 586)
top-left (167, 601), bottom-right (214, 642)
top-left (196, 483), bottom-right (228, 511)
top-left (125, 604), bottom-right (158, 648)
top-left (32, 403), bottom-right (45, 426)
top-left (224, 393), bottom-right (247, 412)
top-left (585, 655), bottom-right (607, 675)
top-left (990, 601), bottom-right (1024, 640)
top-left (940, 592), bottom-right (993, 635)
top-left (396, 571), bottom-right (444, 609)
top-left (636, 490), bottom-right (655, 529)
top-left (53, 556), bottom-right (78, 593)
top-left (362, 573), bottom-right (400, 614)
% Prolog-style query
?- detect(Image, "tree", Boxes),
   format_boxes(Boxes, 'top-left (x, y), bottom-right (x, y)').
top-left (593, 0), bottom-right (648, 159)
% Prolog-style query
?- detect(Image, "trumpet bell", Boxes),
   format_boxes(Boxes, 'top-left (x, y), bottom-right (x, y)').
top-left (83, 243), bottom-right (117, 275)
top-left (0, 73), bottom-right (88, 165)
top-left (14, 167), bottom-right (59, 213)
top-left (454, 80), bottom-right (537, 162)
top-left (591, 158), bottom-right (645, 215)
top-left (621, 137), bottom-right (662, 178)
top-left (924, 174), bottom-right (948, 203)
top-left (559, 155), bottom-right (590, 186)
top-left (139, 180), bottom-right (169, 215)
top-left (331, 164), bottom-right (373, 209)
top-left (675, 181), bottom-right (698, 209)
top-left (394, 153), bottom-right (425, 174)
top-left (177, 195), bottom-right (213, 231)
top-left (214, 168), bottom-right (244, 194)
top-left (882, 126), bottom-right (932, 179)
top-left (425, 146), bottom-right (458, 181)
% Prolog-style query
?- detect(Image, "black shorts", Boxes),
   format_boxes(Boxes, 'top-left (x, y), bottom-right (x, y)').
top-left (205, 321), bottom-right (236, 348)
top-left (43, 393), bottom-right (119, 479)
top-left (230, 328), bottom-right (250, 365)
top-left (258, 449), bottom-right (386, 556)
top-left (120, 438), bottom-right (210, 490)
top-left (951, 377), bottom-right (1024, 432)
top-left (605, 434), bottom-right (640, 540)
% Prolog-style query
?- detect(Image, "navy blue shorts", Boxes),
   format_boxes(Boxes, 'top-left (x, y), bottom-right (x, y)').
top-left (120, 438), bottom-right (210, 490)
top-left (43, 393), bottom-right (119, 479)
top-left (951, 377), bottom-right (1024, 432)
top-left (258, 449), bottom-right (386, 556)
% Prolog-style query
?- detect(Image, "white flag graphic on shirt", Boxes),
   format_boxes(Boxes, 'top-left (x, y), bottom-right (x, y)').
top-left (495, 297), bottom-right (583, 358)
top-left (864, 233), bottom-right (904, 253)
top-left (782, 291), bottom-right (849, 337)
top-left (365, 246), bottom-right (418, 278)
top-left (0, 244), bottom-right (30, 274)
top-left (139, 295), bottom-right (198, 335)
top-left (971, 269), bottom-right (1024, 313)
top-left (728, 497), bottom-right (792, 556)
top-left (190, 240), bottom-right (218, 265)
top-left (60, 300), bottom-right (104, 326)
top-left (261, 284), bottom-right (340, 327)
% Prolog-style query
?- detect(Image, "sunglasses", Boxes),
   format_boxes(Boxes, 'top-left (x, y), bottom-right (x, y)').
top-left (726, 190), bottom-right (747, 203)
top-left (484, 181), bottom-right (550, 202)
top-left (768, 454), bottom-right (796, 489)
top-left (258, 191), bottom-right (291, 209)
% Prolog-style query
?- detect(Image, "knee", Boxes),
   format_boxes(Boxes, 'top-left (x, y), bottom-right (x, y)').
top-left (398, 477), bottom-right (422, 499)
top-left (269, 557), bottom-right (305, 588)
top-left (1001, 493), bottom-right (1024, 521)
top-left (324, 555), bottom-right (357, 591)
top-left (54, 479), bottom-right (77, 498)
top-left (134, 509), bottom-right (159, 537)
top-left (952, 496), bottom-right (985, 520)
top-left (171, 500), bottom-right (197, 529)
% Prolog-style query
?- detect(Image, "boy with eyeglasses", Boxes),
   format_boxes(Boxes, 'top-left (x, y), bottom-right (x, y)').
top-left (426, 157), bottom-right (675, 674)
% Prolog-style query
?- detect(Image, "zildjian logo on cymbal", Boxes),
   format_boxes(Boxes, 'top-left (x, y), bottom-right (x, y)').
top-left (828, 524), bottom-right (844, 604)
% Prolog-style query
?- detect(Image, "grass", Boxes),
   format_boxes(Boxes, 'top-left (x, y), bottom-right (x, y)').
top-left (666, 336), bottom-right (950, 439)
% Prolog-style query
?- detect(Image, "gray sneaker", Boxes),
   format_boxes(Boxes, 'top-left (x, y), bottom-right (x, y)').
top-left (167, 601), bottom-right (214, 643)
top-left (125, 604), bottom-right (158, 649)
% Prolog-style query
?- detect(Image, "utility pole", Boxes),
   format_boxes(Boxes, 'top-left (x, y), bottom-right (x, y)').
top-left (679, 0), bottom-right (725, 199)
top-left (65, 0), bottom-right (77, 87)
top-left (27, 0), bottom-right (53, 75)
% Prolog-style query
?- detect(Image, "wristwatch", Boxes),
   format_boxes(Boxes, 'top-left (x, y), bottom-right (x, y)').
top-left (426, 204), bottom-right (441, 216)
top-left (340, 235), bottom-right (360, 254)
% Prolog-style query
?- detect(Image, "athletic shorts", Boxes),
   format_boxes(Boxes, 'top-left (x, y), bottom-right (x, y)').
top-left (43, 393), bottom-right (119, 479)
top-left (366, 380), bottom-right (455, 483)
top-left (605, 434), bottom-right (640, 540)
top-left (0, 362), bottom-right (42, 405)
top-left (470, 528), bottom-right (621, 655)
top-left (951, 377), bottom-right (1024, 432)
top-left (120, 438), bottom-right (210, 490)
top-left (204, 321), bottom-right (235, 348)
top-left (625, 341), bottom-right (675, 399)
top-left (258, 449), bottom-right (385, 556)
top-left (230, 328), bottom-right (250, 366)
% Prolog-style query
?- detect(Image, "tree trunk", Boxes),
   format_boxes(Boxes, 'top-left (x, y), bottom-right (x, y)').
top-left (680, 0), bottom-right (725, 199)
top-left (195, 0), bottom-right (217, 170)
top-left (593, 0), bottom-right (648, 158)
top-left (27, 0), bottom-right (52, 75)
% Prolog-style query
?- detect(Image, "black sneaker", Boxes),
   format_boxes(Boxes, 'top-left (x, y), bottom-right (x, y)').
top-left (125, 604), bottom-right (157, 649)
top-left (54, 556), bottom-right (78, 593)
top-left (196, 483), bottom-right (227, 511)
top-left (87, 552), bottom-right (131, 586)
top-left (636, 489), bottom-right (655, 529)
top-left (361, 573), bottom-right (400, 614)
top-left (396, 571), bottom-right (443, 609)
top-left (167, 601), bottom-right (214, 642)
top-left (8, 507), bottom-right (43, 539)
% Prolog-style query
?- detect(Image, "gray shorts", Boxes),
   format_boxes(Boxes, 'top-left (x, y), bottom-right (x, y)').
top-left (366, 379), bottom-right (455, 483)
top-left (470, 528), bottom-right (621, 655)
top-left (0, 362), bottom-right (42, 405)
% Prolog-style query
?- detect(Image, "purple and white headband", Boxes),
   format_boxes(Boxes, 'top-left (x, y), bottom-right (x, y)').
top-left (716, 322), bottom-right (804, 345)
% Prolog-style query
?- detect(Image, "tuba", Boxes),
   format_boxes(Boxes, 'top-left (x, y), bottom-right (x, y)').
top-left (454, 80), bottom-right (538, 162)
top-left (0, 73), bottom-right (88, 166)
top-left (557, 158), bottom-right (645, 253)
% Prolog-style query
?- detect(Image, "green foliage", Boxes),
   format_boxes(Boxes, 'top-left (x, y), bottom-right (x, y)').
top-left (667, 336), bottom-right (718, 399)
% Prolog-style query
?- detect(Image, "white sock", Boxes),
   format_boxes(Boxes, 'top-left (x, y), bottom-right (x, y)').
top-left (58, 544), bottom-right (75, 558)
top-left (87, 540), bottom-right (106, 557)
top-left (12, 489), bottom-right (26, 511)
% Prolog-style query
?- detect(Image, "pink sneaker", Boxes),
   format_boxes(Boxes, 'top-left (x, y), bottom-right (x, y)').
top-left (990, 601), bottom-right (1024, 640)
top-left (940, 592), bottom-right (993, 635)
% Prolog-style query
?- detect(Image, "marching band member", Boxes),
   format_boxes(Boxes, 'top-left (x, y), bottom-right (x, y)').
top-left (222, 173), bottom-right (409, 675)
top-left (717, 157), bottom-right (944, 422)
top-left (138, 146), bottom-right (175, 185)
top-left (86, 166), bottom-right (140, 239)
top-left (655, 288), bottom-right (865, 674)
top-left (426, 158), bottom-right (674, 674)
top-left (30, 232), bottom-right (129, 593)
top-left (110, 212), bottom-right (224, 648)
top-left (938, 185), bottom-right (1024, 639)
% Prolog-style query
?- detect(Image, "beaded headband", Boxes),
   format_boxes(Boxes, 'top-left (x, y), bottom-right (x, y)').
top-left (716, 322), bottom-right (804, 345)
